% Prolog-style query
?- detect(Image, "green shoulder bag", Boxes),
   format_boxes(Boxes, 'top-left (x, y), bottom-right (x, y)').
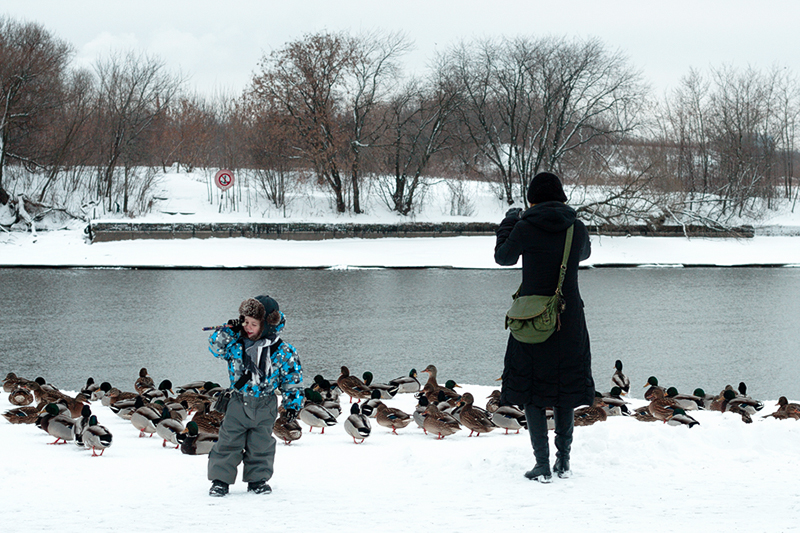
top-left (504, 224), bottom-right (574, 344)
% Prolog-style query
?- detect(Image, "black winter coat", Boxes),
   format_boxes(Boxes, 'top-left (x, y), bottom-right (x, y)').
top-left (495, 201), bottom-right (594, 409)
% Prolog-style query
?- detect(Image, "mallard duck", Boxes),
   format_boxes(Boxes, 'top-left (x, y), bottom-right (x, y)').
top-left (727, 385), bottom-right (763, 414)
top-left (105, 387), bottom-right (139, 408)
top-left (80, 377), bottom-right (100, 398)
top-left (2, 406), bottom-right (41, 424)
top-left (337, 366), bottom-right (372, 403)
top-left (667, 407), bottom-right (700, 427)
top-left (173, 388), bottom-right (213, 414)
top-left (164, 400), bottom-right (189, 422)
top-left (765, 396), bottom-right (800, 420)
top-left (362, 371), bottom-right (398, 399)
top-left (458, 392), bottom-right (497, 437)
top-left (8, 387), bottom-right (33, 406)
top-left (419, 365), bottom-right (461, 402)
top-left (490, 404), bottom-right (527, 434)
top-left (3, 372), bottom-right (35, 393)
top-left (665, 387), bottom-right (700, 411)
top-left (343, 403), bottom-right (371, 444)
top-left (421, 402), bottom-right (461, 439)
top-left (82, 415), bottom-right (113, 456)
top-left (190, 402), bottom-right (223, 436)
top-left (485, 390), bottom-right (502, 413)
top-left (574, 396), bottom-right (608, 426)
top-left (360, 389), bottom-right (384, 418)
top-left (388, 368), bottom-right (420, 394)
top-left (692, 388), bottom-right (715, 409)
top-left (612, 360), bottom-right (631, 395)
top-left (602, 387), bottom-right (631, 415)
top-left (632, 405), bottom-right (658, 422)
top-left (643, 376), bottom-right (666, 401)
top-left (413, 395), bottom-right (429, 431)
top-left (142, 380), bottom-right (175, 402)
top-left (134, 367), bottom-right (155, 394)
top-left (156, 406), bottom-right (184, 448)
top-left (130, 397), bottom-right (163, 438)
top-left (39, 403), bottom-right (77, 444)
top-left (711, 390), bottom-right (753, 423)
top-left (95, 382), bottom-right (113, 404)
top-left (647, 388), bottom-right (679, 422)
top-left (273, 411), bottom-right (303, 445)
top-left (178, 421), bottom-right (218, 455)
top-left (73, 404), bottom-right (93, 447)
top-left (375, 402), bottom-right (412, 434)
top-left (299, 389), bottom-right (338, 433)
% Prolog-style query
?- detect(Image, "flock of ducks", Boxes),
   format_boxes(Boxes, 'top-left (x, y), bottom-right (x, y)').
top-left (3, 360), bottom-right (799, 455)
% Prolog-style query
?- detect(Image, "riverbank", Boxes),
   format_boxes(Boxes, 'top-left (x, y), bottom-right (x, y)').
top-left (1, 225), bottom-right (800, 268)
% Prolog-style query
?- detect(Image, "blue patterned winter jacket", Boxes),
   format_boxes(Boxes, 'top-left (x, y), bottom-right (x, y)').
top-left (208, 313), bottom-right (304, 411)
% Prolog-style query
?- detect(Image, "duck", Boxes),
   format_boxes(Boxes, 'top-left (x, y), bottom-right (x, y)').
top-left (360, 389), bottom-right (385, 418)
top-left (8, 387), bottom-right (33, 406)
top-left (665, 387), bottom-right (700, 411)
top-left (574, 396), bottom-right (608, 426)
top-left (3, 372), bottom-right (35, 393)
top-left (134, 367), bottom-right (155, 394)
top-left (647, 388), bottom-right (679, 422)
top-left (413, 395), bottom-right (429, 432)
top-left (142, 380), bottom-right (175, 403)
top-left (692, 388), bottom-right (716, 409)
top-left (612, 360), bottom-right (631, 395)
top-left (362, 371), bottom-right (398, 399)
top-left (419, 365), bottom-right (461, 402)
top-left (95, 382), bottom-right (114, 404)
top-left (156, 406), bottom-right (184, 448)
top-left (374, 401), bottom-right (412, 434)
top-left (343, 403), bottom-right (371, 444)
top-left (2, 405), bottom-right (41, 424)
top-left (485, 390), bottom-right (502, 413)
top-left (299, 389), bottom-right (338, 433)
top-left (764, 396), bottom-right (800, 420)
top-left (632, 405), bottom-right (659, 422)
top-left (73, 404), bottom-right (93, 447)
top-left (601, 387), bottom-right (631, 415)
top-left (273, 410), bottom-right (303, 445)
top-left (82, 415), bottom-right (113, 456)
top-left (421, 402), bottom-right (461, 439)
top-left (178, 421), bottom-right (218, 455)
top-left (190, 402), bottom-right (224, 436)
top-left (458, 392), bottom-right (497, 437)
top-left (666, 407), bottom-right (700, 427)
top-left (130, 397), bottom-right (164, 438)
top-left (711, 390), bottom-right (753, 423)
top-left (388, 368), bottom-right (421, 394)
top-left (337, 366), bottom-right (372, 403)
top-left (80, 377), bottom-right (100, 398)
top-left (490, 404), bottom-right (527, 434)
top-left (38, 403), bottom-right (77, 445)
top-left (643, 376), bottom-right (667, 401)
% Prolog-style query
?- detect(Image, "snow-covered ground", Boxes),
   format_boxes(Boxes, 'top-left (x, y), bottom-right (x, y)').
top-left (1, 170), bottom-right (800, 268)
top-left (3, 383), bottom-right (799, 533)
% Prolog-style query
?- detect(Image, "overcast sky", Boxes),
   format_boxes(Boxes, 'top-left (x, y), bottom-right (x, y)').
top-left (4, 0), bottom-right (800, 98)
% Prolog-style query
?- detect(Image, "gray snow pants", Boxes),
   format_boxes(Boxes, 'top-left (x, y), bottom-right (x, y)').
top-left (207, 391), bottom-right (278, 485)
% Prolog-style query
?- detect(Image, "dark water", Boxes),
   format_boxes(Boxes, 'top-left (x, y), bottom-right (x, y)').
top-left (1, 267), bottom-right (799, 400)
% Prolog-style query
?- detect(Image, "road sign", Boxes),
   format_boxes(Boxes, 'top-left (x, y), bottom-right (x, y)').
top-left (214, 169), bottom-right (235, 191)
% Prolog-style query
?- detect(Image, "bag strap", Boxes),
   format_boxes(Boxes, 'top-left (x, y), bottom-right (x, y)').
top-left (555, 224), bottom-right (574, 298)
top-left (512, 224), bottom-right (574, 299)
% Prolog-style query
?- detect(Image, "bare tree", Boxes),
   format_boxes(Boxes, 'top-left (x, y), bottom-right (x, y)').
top-left (442, 35), bottom-right (645, 205)
top-left (93, 50), bottom-right (182, 212)
top-left (250, 32), bottom-right (356, 213)
top-left (0, 17), bottom-right (72, 201)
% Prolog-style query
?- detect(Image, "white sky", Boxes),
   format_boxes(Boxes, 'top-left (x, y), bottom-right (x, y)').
top-left (3, 0), bottom-right (800, 98)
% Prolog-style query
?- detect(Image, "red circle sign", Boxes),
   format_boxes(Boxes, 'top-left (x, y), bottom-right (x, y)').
top-left (214, 169), bottom-right (235, 191)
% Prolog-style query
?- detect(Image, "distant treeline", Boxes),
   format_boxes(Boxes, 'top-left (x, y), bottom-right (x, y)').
top-left (1, 17), bottom-right (798, 229)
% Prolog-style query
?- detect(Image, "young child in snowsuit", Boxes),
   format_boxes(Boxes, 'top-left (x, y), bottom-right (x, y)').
top-left (206, 295), bottom-right (304, 496)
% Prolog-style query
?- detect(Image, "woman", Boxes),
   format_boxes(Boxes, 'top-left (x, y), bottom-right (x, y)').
top-left (494, 172), bottom-right (594, 483)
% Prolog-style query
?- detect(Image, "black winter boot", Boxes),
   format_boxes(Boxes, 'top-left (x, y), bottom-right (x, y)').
top-left (523, 405), bottom-right (552, 483)
top-left (209, 479), bottom-right (229, 497)
top-left (553, 406), bottom-right (574, 479)
top-left (247, 480), bottom-right (272, 494)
